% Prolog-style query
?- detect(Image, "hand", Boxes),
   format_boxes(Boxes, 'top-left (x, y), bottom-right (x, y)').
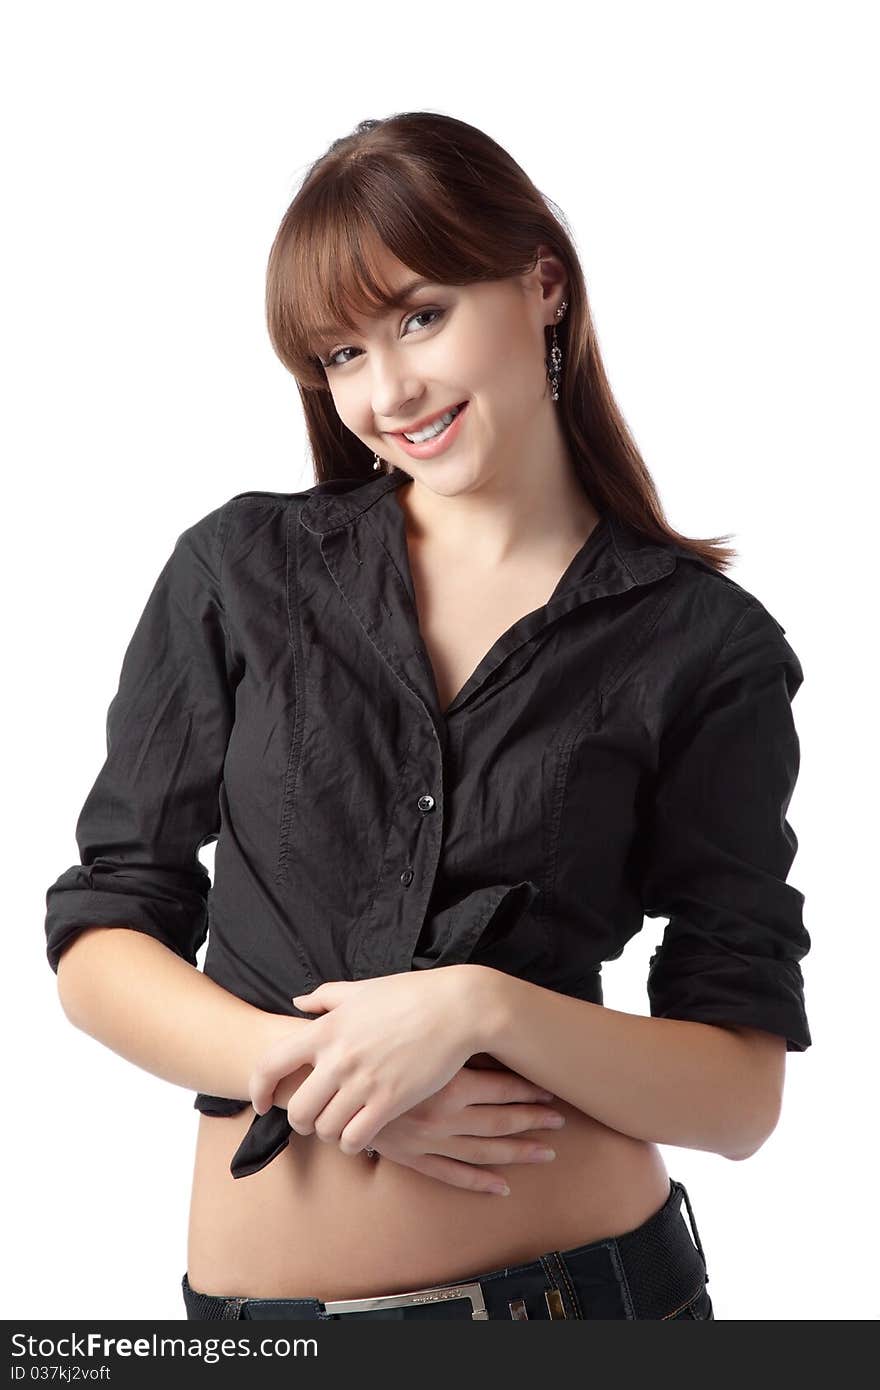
top-left (248, 967), bottom-right (487, 1155)
top-left (361, 1065), bottom-right (566, 1194)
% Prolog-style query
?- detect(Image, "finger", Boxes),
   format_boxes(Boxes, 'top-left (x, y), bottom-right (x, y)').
top-left (442, 1135), bottom-right (558, 1166)
top-left (452, 1104), bottom-right (566, 1138)
top-left (287, 1071), bottom-right (349, 1137)
top-left (291, 981), bottom-right (352, 1011)
top-left (291, 988), bottom-right (328, 1014)
top-left (338, 1101), bottom-right (395, 1156)
top-left (308, 1090), bottom-right (372, 1147)
top-left (402, 1152), bottom-right (514, 1196)
top-left (504, 1079), bottom-right (557, 1102)
top-left (528, 1087), bottom-right (557, 1102)
top-left (457, 1070), bottom-right (557, 1107)
top-left (250, 1033), bottom-right (312, 1115)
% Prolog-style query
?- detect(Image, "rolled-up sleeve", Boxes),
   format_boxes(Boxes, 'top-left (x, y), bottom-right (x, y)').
top-left (45, 504), bottom-right (237, 973)
top-left (642, 598), bottom-right (812, 1052)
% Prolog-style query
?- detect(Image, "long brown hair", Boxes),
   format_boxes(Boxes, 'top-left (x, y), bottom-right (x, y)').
top-left (265, 111), bottom-right (736, 571)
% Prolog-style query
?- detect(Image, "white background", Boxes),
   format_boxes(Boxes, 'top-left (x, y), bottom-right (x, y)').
top-left (3, 0), bottom-right (876, 1321)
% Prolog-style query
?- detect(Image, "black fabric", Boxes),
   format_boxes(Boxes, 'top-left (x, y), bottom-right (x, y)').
top-left (180, 1279), bottom-right (242, 1320)
top-left (181, 1177), bottom-right (714, 1320)
top-left (45, 469), bottom-right (811, 1182)
top-left (615, 1174), bottom-right (709, 1318)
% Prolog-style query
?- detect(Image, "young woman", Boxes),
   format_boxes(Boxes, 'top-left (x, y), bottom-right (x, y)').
top-left (45, 112), bottom-right (811, 1322)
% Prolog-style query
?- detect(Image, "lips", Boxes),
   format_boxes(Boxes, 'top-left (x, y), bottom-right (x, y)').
top-left (388, 401), bottom-right (466, 438)
top-left (387, 400), bottom-right (470, 459)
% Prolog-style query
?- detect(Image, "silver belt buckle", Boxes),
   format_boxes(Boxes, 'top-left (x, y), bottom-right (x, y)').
top-left (323, 1278), bottom-right (489, 1320)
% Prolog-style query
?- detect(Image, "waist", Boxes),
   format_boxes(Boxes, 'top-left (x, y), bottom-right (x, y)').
top-left (186, 1099), bottom-right (670, 1301)
top-left (183, 1177), bottom-right (710, 1320)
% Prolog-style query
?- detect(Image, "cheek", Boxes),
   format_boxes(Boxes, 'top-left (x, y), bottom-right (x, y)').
top-left (460, 313), bottom-right (543, 399)
top-left (448, 332), bottom-right (507, 398)
top-left (330, 389), bottom-right (368, 435)
top-left (470, 342), bottom-right (544, 418)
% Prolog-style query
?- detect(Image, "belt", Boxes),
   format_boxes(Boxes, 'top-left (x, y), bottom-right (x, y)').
top-left (191, 1179), bottom-right (709, 1321)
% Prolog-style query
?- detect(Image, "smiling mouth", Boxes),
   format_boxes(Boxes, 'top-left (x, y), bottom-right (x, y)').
top-left (391, 401), bottom-right (466, 441)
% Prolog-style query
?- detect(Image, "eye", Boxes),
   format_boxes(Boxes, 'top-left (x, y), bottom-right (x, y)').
top-left (403, 307), bottom-right (444, 336)
top-left (320, 345), bottom-right (358, 369)
top-left (320, 307), bottom-right (445, 370)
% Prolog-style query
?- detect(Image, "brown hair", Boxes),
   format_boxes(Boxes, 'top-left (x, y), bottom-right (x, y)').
top-left (265, 111), bottom-right (736, 571)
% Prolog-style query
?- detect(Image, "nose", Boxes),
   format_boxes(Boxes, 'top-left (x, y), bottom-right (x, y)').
top-left (369, 348), bottom-right (423, 427)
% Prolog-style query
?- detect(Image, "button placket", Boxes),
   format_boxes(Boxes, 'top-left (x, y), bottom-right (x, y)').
top-left (306, 519), bottom-right (454, 976)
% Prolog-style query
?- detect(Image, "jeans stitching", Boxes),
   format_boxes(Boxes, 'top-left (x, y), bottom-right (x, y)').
top-left (608, 1239), bottom-right (636, 1319)
top-left (537, 1254), bottom-right (564, 1318)
top-left (238, 1299), bottom-right (324, 1312)
top-left (661, 1283), bottom-right (705, 1320)
top-left (549, 1250), bottom-right (583, 1320)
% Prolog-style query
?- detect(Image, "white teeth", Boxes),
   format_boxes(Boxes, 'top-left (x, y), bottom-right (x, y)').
top-left (403, 404), bottom-right (461, 443)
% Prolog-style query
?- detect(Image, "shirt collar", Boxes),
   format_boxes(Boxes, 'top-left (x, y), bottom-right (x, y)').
top-left (297, 469), bottom-right (717, 723)
top-left (297, 466), bottom-right (702, 593)
top-left (298, 468), bottom-right (410, 534)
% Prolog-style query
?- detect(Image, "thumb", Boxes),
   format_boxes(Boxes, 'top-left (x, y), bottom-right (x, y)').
top-left (291, 982), bottom-right (339, 1012)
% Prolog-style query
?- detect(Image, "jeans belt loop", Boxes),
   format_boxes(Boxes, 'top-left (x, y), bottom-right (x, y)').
top-left (677, 1180), bottom-right (710, 1284)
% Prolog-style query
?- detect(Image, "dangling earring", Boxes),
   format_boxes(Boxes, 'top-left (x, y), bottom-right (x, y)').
top-left (548, 300), bottom-right (567, 401)
top-left (373, 452), bottom-right (383, 472)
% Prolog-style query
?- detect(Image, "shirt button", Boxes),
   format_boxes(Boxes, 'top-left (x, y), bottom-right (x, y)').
top-left (399, 867), bottom-right (414, 887)
top-left (417, 794), bottom-right (435, 813)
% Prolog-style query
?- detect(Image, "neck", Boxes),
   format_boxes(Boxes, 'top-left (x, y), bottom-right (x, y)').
top-left (395, 422), bottom-right (600, 568)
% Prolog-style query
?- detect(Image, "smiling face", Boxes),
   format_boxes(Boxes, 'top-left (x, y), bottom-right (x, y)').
top-left (313, 243), bottom-right (568, 498)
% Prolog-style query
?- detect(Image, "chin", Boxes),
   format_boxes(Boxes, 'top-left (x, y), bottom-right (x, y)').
top-left (410, 463), bottom-right (485, 497)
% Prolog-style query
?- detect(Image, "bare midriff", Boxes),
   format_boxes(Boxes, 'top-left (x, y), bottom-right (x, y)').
top-left (186, 1059), bottom-right (671, 1302)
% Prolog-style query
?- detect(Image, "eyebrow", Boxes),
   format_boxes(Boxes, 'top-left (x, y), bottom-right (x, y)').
top-left (311, 278), bottom-right (440, 340)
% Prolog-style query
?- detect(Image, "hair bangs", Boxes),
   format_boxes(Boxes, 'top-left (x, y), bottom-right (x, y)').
top-left (267, 192), bottom-right (442, 392)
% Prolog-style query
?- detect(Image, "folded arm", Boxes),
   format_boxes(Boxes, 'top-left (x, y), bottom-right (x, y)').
top-left (466, 969), bottom-right (784, 1161)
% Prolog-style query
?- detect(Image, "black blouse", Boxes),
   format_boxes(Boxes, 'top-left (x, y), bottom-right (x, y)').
top-left (44, 468), bottom-right (812, 1180)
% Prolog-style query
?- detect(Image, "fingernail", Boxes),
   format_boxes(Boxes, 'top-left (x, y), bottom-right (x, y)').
top-left (532, 1148), bottom-right (556, 1161)
top-left (489, 1182), bottom-right (511, 1196)
top-left (537, 1090), bottom-right (555, 1100)
top-left (546, 1115), bottom-right (565, 1127)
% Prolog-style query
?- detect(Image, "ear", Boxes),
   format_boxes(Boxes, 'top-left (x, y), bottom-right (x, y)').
top-left (527, 243), bottom-right (568, 327)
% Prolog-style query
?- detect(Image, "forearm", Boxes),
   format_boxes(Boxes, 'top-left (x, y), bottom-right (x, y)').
top-left (471, 967), bottom-right (775, 1160)
top-left (55, 926), bottom-right (305, 1104)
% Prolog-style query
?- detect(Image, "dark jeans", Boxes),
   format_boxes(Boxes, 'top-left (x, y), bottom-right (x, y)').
top-left (182, 1176), bottom-right (714, 1321)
